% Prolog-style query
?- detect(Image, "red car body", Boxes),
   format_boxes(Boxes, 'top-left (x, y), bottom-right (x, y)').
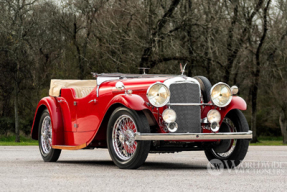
top-left (31, 73), bottom-right (252, 168)
top-left (31, 75), bottom-right (248, 148)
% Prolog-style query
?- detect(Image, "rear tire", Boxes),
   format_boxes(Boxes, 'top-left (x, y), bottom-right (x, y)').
top-left (204, 109), bottom-right (249, 168)
top-left (38, 109), bottom-right (61, 162)
top-left (107, 107), bottom-right (150, 169)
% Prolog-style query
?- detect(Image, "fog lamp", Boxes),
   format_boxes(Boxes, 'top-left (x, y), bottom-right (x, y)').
top-left (162, 109), bottom-right (177, 123)
top-left (167, 122), bottom-right (178, 133)
top-left (207, 110), bottom-right (221, 132)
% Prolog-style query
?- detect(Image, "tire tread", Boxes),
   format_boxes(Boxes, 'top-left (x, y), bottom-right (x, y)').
top-left (204, 109), bottom-right (249, 168)
top-left (38, 109), bottom-right (61, 162)
top-left (107, 107), bottom-right (150, 169)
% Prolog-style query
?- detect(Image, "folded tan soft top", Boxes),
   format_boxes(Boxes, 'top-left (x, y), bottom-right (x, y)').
top-left (49, 79), bottom-right (97, 98)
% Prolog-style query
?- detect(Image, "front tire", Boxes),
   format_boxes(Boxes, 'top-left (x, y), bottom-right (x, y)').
top-left (107, 107), bottom-right (150, 169)
top-left (38, 109), bottom-right (61, 162)
top-left (204, 109), bottom-right (249, 168)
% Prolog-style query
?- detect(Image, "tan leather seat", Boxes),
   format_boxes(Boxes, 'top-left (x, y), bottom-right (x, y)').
top-left (49, 80), bottom-right (97, 98)
top-left (72, 87), bottom-right (95, 98)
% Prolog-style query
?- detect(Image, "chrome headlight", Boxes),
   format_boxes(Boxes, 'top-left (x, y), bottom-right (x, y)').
top-left (146, 83), bottom-right (170, 107)
top-left (210, 83), bottom-right (232, 107)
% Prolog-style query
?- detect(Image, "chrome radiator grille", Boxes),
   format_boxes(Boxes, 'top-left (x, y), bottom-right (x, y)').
top-left (169, 83), bottom-right (201, 133)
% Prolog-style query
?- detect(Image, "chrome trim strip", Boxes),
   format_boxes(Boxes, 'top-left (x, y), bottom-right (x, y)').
top-left (92, 72), bottom-right (176, 78)
top-left (164, 77), bottom-right (201, 90)
top-left (167, 103), bottom-right (213, 106)
top-left (96, 76), bottom-right (121, 97)
top-left (135, 131), bottom-right (253, 141)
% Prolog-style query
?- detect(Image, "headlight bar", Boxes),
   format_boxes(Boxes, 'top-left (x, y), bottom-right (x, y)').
top-left (166, 103), bottom-right (213, 106)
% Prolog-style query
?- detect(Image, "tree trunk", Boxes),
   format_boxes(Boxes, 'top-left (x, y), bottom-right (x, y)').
top-left (139, 0), bottom-right (181, 69)
top-left (250, 85), bottom-right (258, 143)
top-left (224, 0), bottom-right (238, 83)
top-left (279, 112), bottom-right (287, 144)
top-left (186, 0), bottom-right (194, 77)
top-left (14, 77), bottom-right (20, 143)
top-left (250, 70), bottom-right (261, 143)
top-left (73, 15), bottom-right (84, 79)
top-left (224, 0), bottom-right (264, 83)
top-left (250, 0), bottom-right (271, 143)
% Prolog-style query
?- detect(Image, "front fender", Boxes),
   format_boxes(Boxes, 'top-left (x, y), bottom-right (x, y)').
top-left (201, 96), bottom-right (247, 125)
top-left (107, 94), bottom-right (147, 111)
top-left (220, 96), bottom-right (247, 122)
top-left (31, 96), bottom-right (64, 145)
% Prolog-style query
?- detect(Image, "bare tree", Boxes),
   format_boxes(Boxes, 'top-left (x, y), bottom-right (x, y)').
top-left (0, 0), bottom-right (287, 142)
top-left (0, 0), bottom-right (39, 142)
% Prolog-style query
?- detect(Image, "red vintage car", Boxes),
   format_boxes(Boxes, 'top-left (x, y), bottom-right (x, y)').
top-left (31, 72), bottom-right (252, 169)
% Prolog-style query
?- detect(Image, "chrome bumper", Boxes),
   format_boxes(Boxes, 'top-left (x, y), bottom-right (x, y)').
top-left (135, 131), bottom-right (252, 141)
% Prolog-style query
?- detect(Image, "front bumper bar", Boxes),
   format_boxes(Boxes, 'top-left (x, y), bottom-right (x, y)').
top-left (135, 131), bottom-right (252, 141)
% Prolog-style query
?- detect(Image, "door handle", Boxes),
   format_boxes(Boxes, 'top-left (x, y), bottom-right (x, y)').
top-left (88, 99), bottom-right (97, 104)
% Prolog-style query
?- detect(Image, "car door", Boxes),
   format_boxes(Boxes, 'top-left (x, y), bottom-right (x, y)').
top-left (74, 90), bottom-right (99, 132)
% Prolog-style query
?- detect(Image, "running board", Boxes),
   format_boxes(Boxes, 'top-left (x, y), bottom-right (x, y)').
top-left (135, 131), bottom-right (253, 141)
top-left (52, 143), bottom-right (87, 150)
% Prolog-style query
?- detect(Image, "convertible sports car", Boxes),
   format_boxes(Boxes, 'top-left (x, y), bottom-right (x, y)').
top-left (31, 71), bottom-right (252, 169)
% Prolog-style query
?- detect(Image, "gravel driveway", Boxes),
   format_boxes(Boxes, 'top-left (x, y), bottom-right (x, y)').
top-left (0, 146), bottom-right (286, 191)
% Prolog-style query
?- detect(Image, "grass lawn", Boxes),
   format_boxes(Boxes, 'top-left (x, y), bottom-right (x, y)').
top-left (250, 136), bottom-right (287, 146)
top-left (0, 135), bottom-right (286, 146)
top-left (0, 135), bottom-right (38, 146)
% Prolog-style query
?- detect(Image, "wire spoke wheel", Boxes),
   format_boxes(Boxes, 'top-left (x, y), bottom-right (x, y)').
top-left (107, 107), bottom-right (150, 169)
top-left (41, 116), bottom-right (52, 156)
top-left (212, 118), bottom-right (237, 158)
top-left (112, 115), bottom-right (138, 161)
top-left (204, 109), bottom-right (250, 168)
top-left (38, 109), bottom-right (61, 162)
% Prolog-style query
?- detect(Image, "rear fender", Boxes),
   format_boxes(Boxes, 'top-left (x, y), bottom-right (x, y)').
top-left (31, 97), bottom-right (64, 145)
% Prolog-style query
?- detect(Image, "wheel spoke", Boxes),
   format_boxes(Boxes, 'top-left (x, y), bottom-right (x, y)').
top-left (40, 116), bottom-right (52, 156)
top-left (112, 115), bottom-right (138, 161)
top-left (212, 117), bottom-right (237, 158)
